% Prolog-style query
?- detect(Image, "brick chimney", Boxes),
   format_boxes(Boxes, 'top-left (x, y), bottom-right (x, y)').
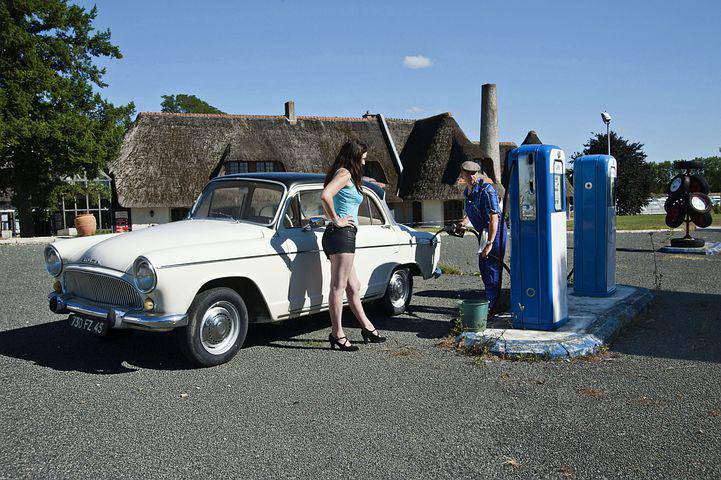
top-left (284, 100), bottom-right (296, 124)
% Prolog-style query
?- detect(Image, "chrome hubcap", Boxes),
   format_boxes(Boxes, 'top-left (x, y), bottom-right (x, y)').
top-left (200, 301), bottom-right (240, 355)
top-left (388, 270), bottom-right (409, 308)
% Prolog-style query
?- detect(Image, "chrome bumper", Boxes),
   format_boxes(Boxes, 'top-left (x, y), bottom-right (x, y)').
top-left (48, 292), bottom-right (187, 332)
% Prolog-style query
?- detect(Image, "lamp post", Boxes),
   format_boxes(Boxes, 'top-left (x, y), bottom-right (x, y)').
top-left (601, 111), bottom-right (611, 155)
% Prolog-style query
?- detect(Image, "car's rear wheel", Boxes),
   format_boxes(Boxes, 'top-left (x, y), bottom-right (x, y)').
top-left (378, 267), bottom-right (413, 316)
top-left (176, 287), bottom-right (248, 367)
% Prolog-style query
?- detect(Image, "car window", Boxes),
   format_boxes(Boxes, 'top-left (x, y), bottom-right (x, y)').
top-left (357, 194), bottom-right (386, 226)
top-left (283, 195), bottom-right (301, 228)
top-left (209, 186), bottom-right (247, 219)
top-left (369, 196), bottom-right (385, 224)
top-left (192, 181), bottom-right (283, 225)
top-left (283, 189), bottom-right (325, 229)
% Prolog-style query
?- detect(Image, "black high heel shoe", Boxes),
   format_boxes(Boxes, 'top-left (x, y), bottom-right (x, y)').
top-left (329, 334), bottom-right (359, 351)
top-left (360, 328), bottom-right (386, 344)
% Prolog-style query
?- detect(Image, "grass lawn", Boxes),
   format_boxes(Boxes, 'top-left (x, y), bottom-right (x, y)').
top-left (567, 213), bottom-right (721, 231)
top-left (412, 213), bottom-right (720, 232)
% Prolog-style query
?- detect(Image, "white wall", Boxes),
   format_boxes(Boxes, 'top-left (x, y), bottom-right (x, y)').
top-left (421, 200), bottom-right (444, 227)
top-left (390, 202), bottom-right (410, 224)
top-left (131, 207), bottom-right (170, 230)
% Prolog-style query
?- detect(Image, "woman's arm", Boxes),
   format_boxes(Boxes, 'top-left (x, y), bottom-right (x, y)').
top-left (320, 169), bottom-right (354, 227)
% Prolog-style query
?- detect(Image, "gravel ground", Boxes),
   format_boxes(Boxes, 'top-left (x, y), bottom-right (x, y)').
top-left (1, 232), bottom-right (720, 479)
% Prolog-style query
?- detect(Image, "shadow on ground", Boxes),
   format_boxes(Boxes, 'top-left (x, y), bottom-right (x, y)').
top-left (0, 300), bottom-right (455, 373)
top-left (612, 290), bottom-right (721, 364)
top-left (3, 287), bottom-right (713, 374)
top-left (0, 319), bottom-right (192, 374)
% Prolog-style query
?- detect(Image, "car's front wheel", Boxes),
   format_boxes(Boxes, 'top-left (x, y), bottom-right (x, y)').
top-left (377, 267), bottom-right (413, 316)
top-left (176, 287), bottom-right (248, 367)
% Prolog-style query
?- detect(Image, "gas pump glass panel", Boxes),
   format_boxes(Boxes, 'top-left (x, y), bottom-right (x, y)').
top-left (553, 160), bottom-right (564, 211)
top-left (519, 153), bottom-right (536, 221)
top-left (609, 166), bottom-right (617, 209)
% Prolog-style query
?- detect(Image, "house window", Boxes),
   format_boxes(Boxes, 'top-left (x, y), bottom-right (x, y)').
top-left (171, 207), bottom-right (190, 222)
top-left (226, 161), bottom-right (249, 174)
top-left (363, 161), bottom-right (387, 184)
top-left (255, 161), bottom-right (276, 172)
top-left (225, 161), bottom-right (284, 175)
top-left (444, 200), bottom-right (463, 223)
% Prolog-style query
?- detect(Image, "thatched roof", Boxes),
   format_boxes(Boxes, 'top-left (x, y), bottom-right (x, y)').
top-left (109, 112), bottom-right (415, 208)
top-left (109, 110), bottom-right (515, 207)
top-left (522, 130), bottom-right (543, 145)
top-left (398, 113), bottom-right (510, 201)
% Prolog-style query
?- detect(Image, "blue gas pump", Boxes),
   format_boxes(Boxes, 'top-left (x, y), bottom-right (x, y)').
top-left (507, 144), bottom-right (569, 330)
top-left (572, 154), bottom-right (617, 296)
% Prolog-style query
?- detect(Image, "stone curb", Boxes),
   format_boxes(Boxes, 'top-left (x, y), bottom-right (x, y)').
top-left (658, 242), bottom-right (721, 255)
top-left (0, 237), bottom-right (56, 246)
top-left (456, 286), bottom-right (655, 359)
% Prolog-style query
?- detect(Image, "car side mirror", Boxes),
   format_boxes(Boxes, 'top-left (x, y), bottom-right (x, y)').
top-left (303, 216), bottom-right (326, 231)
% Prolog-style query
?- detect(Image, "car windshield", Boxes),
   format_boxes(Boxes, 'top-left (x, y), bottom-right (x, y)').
top-left (191, 180), bottom-right (284, 225)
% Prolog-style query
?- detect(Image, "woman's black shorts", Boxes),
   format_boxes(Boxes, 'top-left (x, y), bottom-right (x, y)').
top-left (322, 224), bottom-right (357, 258)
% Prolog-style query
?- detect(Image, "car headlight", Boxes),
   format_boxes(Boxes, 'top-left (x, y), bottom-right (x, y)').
top-left (44, 245), bottom-right (63, 277)
top-left (133, 257), bottom-right (157, 293)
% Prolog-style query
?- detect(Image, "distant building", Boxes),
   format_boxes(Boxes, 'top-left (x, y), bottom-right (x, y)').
top-left (0, 191), bottom-right (18, 238)
top-left (1, 173), bottom-right (113, 238)
top-left (109, 103), bottom-right (515, 230)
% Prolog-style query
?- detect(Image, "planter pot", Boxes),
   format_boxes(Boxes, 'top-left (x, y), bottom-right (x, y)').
top-left (457, 299), bottom-right (489, 332)
top-left (74, 213), bottom-right (97, 237)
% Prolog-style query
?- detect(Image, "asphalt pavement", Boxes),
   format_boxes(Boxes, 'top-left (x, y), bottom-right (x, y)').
top-left (1, 232), bottom-right (720, 479)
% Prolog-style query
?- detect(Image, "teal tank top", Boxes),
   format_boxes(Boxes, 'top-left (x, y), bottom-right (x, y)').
top-left (333, 184), bottom-right (363, 221)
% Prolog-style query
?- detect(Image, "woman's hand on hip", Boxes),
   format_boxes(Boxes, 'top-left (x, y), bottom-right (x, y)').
top-left (334, 215), bottom-right (355, 228)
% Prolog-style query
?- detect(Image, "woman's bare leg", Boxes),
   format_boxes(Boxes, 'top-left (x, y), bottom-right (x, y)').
top-left (345, 264), bottom-right (376, 331)
top-left (328, 253), bottom-right (354, 344)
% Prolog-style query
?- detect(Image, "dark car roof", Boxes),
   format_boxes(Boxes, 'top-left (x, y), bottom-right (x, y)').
top-left (217, 172), bottom-right (326, 187)
top-left (212, 172), bottom-right (387, 200)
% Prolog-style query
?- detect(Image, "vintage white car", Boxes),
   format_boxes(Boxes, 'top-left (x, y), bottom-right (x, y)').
top-left (46, 173), bottom-right (441, 366)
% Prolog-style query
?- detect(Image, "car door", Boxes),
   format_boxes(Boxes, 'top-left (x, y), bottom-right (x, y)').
top-left (353, 190), bottom-right (401, 297)
top-left (272, 187), bottom-right (329, 313)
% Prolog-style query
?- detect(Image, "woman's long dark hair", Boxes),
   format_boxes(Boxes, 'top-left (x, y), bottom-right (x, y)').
top-left (324, 140), bottom-right (367, 188)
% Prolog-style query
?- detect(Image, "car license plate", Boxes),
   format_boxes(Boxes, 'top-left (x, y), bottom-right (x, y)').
top-left (69, 314), bottom-right (110, 336)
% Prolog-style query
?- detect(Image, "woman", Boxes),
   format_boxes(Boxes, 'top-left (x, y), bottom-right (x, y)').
top-left (320, 140), bottom-right (386, 351)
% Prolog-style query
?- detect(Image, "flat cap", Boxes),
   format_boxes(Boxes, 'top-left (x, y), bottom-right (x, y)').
top-left (461, 160), bottom-right (481, 173)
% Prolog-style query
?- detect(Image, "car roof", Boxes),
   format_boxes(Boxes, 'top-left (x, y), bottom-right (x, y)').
top-left (212, 172), bottom-right (387, 200)
top-left (217, 172), bottom-right (326, 187)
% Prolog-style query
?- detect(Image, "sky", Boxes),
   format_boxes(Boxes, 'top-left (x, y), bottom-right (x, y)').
top-left (77, 0), bottom-right (721, 162)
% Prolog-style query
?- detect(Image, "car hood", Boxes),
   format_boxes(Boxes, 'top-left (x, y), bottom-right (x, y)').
top-left (77, 220), bottom-right (268, 272)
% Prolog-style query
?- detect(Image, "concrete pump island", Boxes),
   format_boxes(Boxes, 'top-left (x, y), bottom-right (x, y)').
top-left (448, 97), bottom-right (654, 359)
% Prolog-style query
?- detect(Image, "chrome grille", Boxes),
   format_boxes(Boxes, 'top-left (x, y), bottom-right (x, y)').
top-left (64, 270), bottom-right (143, 310)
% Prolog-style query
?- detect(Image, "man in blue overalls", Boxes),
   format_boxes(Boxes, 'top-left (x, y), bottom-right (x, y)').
top-left (455, 160), bottom-right (508, 314)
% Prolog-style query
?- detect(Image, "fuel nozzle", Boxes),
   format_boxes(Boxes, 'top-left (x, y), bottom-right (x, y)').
top-left (443, 223), bottom-right (466, 238)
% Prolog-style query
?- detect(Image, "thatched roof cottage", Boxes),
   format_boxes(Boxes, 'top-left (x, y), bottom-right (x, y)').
top-left (108, 103), bottom-right (515, 229)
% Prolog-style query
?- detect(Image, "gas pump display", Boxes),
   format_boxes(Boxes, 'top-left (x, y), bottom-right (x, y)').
top-left (508, 145), bottom-right (569, 330)
top-left (518, 153), bottom-right (536, 221)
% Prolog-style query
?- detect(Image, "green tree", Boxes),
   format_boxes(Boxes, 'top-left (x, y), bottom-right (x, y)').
top-left (576, 131), bottom-right (653, 215)
top-left (160, 94), bottom-right (225, 114)
top-left (698, 156), bottom-right (721, 192)
top-left (0, 0), bottom-right (134, 237)
top-left (648, 160), bottom-right (673, 194)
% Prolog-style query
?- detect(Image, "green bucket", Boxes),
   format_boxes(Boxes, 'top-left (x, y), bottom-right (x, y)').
top-left (457, 299), bottom-right (489, 332)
